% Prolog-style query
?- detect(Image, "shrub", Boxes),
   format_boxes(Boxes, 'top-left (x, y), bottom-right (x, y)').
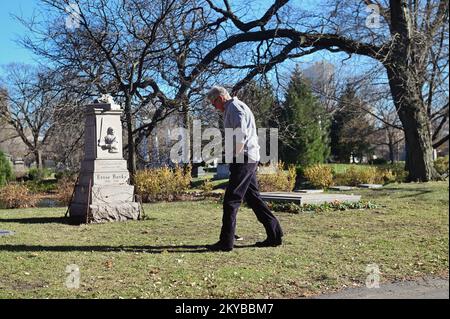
top-left (25, 180), bottom-right (58, 193)
top-left (348, 166), bottom-right (377, 185)
top-left (332, 165), bottom-right (395, 186)
top-left (0, 183), bottom-right (39, 208)
top-left (303, 164), bottom-right (333, 189)
top-left (56, 176), bottom-right (77, 205)
top-left (0, 151), bottom-right (14, 186)
top-left (135, 165), bottom-right (191, 202)
top-left (387, 162), bottom-right (408, 182)
top-left (257, 162), bottom-right (296, 192)
top-left (201, 177), bottom-right (214, 193)
top-left (295, 165), bottom-right (304, 179)
top-left (55, 170), bottom-right (78, 180)
top-left (378, 168), bottom-right (396, 184)
top-left (434, 156), bottom-right (449, 176)
top-left (28, 167), bottom-right (54, 181)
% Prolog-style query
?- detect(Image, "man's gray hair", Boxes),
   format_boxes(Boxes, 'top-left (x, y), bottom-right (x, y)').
top-left (207, 86), bottom-right (231, 101)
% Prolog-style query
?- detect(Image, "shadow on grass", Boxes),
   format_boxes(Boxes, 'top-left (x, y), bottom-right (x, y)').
top-left (0, 217), bottom-right (72, 225)
top-left (0, 244), bottom-right (257, 254)
top-left (367, 187), bottom-right (434, 198)
top-left (0, 216), bottom-right (158, 225)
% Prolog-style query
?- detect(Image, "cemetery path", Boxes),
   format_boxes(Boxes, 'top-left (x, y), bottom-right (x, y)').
top-left (312, 276), bottom-right (449, 299)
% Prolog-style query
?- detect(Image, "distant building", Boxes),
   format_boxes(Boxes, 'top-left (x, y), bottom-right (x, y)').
top-left (302, 60), bottom-right (335, 88)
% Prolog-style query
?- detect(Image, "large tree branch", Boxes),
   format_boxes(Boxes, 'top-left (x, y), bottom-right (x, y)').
top-left (232, 44), bottom-right (321, 93)
top-left (432, 115), bottom-right (448, 141)
top-left (181, 28), bottom-right (386, 97)
top-left (205, 0), bottom-right (289, 32)
top-left (433, 134), bottom-right (449, 149)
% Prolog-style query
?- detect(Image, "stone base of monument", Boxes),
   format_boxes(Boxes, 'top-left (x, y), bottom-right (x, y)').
top-left (69, 174), bottom-right (142, 223)
top-left (260, 192), bottom-right (361, 205)
top-left (70, 202), bottom-right (141, 224)
top-left (90, 203), bottom-right (141, 223)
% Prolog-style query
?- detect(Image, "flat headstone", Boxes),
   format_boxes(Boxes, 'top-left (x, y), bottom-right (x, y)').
top-left (294, 189), bottom-right (324, 194)
top-left (329, 186), bottom-right (356, 191)
top-left (0, 230), bottom-right (15, 236)
top-left (358, 184), bottom-right (383, 189)
top-left (260, 192), bottom-right (361, 205)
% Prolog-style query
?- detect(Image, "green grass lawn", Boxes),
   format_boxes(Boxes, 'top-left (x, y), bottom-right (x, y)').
top-left (0, 182), bottom-right (448, 298)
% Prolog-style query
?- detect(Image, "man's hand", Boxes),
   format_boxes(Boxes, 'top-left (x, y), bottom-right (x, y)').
top-left (236, 143), bottom-right (245, 156)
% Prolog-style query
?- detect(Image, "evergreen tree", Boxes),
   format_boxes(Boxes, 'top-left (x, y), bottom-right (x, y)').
top-left (0, 151), bottom-right (13, 186)
top-left (238, 80), bottom-right (276, 129)
top-left (279, 66), bottom-right (330, 166)
top-left (330, 85), bottom-right (375, 162)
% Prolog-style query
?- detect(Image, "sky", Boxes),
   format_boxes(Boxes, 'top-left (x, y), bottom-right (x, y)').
top-left (0, 0), bottom-right (40, 68)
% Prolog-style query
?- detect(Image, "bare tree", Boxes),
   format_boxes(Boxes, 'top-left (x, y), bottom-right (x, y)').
top-left (0, 64), bottom-right (78, 168)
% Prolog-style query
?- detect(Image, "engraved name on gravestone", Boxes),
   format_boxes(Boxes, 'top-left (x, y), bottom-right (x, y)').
top-left (69, 95), bottom-right (141, 223)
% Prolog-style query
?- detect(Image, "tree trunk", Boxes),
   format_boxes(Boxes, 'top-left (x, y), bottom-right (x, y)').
top-left (387, 132), bottom-right (395, 164)
top-left (386, 67), bottom-right (439, 181)
top-left (124, 96), bottom-right (136, 183)
top-left (34, 149), bottom-right (42, 169)
top-left (388, 145), bottom-right (395, 164)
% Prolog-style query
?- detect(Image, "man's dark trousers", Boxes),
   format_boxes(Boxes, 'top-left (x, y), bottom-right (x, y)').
top-left (220, 161), bottom-right (283, 249)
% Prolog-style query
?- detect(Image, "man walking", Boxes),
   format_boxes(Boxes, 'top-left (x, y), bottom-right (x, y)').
top-left (207, 86), bottom-right (283, 252)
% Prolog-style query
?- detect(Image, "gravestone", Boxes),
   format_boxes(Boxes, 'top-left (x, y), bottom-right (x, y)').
top-left (329, 186), bottom-right (356, 191)
top-left (214, 163), bottom-right (230, 179)
top-left (295, 189), bottom-right (324, 194)
top-left (13, 159), bottom-right (27, 179)
top-left (260, 192), bottom-right (361, 205)
top-left (69, 95), bottom-right (141, 223)
top-left (358, 184), bottom-right (383, 189)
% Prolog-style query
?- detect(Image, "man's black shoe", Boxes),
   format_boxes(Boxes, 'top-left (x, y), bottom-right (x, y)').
top-left (207, 241), bottom-right (233, 252)
top-left (254, 238), bottom-right (282, 247)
